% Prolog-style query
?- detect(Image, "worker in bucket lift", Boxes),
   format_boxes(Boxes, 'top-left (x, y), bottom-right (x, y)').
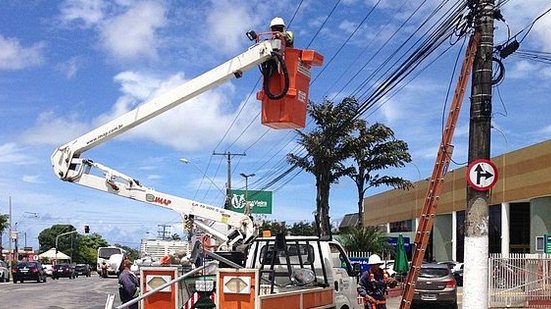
top-left (270, 17), bottom-right (294, 48)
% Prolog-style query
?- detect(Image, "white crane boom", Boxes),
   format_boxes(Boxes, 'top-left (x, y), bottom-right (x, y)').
top-left (50, 39), bottom-right (282, 251)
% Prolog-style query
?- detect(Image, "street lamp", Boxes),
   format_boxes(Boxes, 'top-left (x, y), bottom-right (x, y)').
top-left (55, 230), bottom-right (77, 264)
top-left (179, 158), bottom-right (225, 196)
top-left (240, 173), bottom-right (255, 215)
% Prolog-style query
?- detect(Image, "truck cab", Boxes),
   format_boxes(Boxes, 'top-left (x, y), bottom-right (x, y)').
top-left (244, 235), bottom-right (361, 309)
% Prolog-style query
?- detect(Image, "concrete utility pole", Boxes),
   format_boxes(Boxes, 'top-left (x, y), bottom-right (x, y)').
top-left (213, 151), bottom-right (246, 209)
top-left (463, 0), bottom-right (494, 308)
top-left (8, 197), bottom-right (12, 266)
top-left (240, 173), bottom-right (255, 215)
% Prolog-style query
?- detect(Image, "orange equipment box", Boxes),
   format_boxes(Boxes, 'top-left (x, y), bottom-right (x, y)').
top-left (258, 48), bottom-right (323, 129)
top-left (141, 266), bottom-right (179, 309)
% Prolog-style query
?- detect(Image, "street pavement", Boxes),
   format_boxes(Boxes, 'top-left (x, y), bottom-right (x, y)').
top-left (386, 287), bottom-right (463, 308)
top-left (0, 272), bottom-right (463, 309)
top-left (0, 274), bottom-right (121, 309)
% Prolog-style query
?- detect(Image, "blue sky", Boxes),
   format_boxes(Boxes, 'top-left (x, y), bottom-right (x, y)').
top-left (1, 0), bottom-right (551, 251)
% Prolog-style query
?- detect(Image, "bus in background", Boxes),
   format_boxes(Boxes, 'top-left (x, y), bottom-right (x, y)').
top-left (96, 246), bottom-right (126, 277)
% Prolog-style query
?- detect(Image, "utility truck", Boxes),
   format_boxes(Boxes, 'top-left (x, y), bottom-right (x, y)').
top-left (51, 27), bottom-right (361, 308)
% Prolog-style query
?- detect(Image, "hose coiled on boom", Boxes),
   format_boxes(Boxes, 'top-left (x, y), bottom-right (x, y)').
top-left (261, 51), bottom-right (290, 100)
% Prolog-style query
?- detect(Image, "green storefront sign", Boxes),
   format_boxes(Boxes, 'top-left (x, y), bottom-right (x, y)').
top-left (545, 234), bottom-right (551, 254)
top-left (229, 190), bottom-right (272, 214)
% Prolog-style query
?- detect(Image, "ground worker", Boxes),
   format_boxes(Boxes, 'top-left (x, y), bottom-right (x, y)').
top-left (270, 17), bottom-right (294, 48)
top-left (101, 261), bottom-right (108, 278)
top-left (357, 254), bottom-right (397, 309)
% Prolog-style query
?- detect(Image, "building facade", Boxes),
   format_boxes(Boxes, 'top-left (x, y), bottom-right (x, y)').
top-left (362, 139), bottom-right (551, 262)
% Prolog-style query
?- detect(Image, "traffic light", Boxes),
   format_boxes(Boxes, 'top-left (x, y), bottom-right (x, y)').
top-left (84, 225), bottom-right (90, 233)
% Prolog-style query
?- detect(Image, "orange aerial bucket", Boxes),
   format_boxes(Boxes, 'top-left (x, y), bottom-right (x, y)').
top-left (258, 48), bottom-right (323, 129)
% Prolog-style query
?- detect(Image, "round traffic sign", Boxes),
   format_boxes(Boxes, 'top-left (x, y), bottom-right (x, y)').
top-left (466, 159), bottom-right (498, 191)
top-left (33, 255), bottom-right (39, 261)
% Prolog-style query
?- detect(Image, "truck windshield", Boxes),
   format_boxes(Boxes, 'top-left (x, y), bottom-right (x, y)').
top-left (98, 247), bottom-right (122, 259)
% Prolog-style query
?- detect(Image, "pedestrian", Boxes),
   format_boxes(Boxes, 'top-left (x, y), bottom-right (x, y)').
top-left (118, 259), bottom-right (139, 309)
top-left (101, 261), bottom-right (108, 278)
top-left (270, 17), bottom-right (294, 48)
top-left (357, 254), bottom-right (397, 309)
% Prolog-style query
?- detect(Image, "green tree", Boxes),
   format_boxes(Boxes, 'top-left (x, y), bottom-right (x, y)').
top-left (288, 221), bottom-right (317, 236)
top-left (339, 226), bottom-right (391, 255)
top-left (0, 214), bottom-right (9, 252)
top-left (38, 224), bottom-right (77, 258)
top-left (38, 225), bottom-right (109, 265)
top-left (346, 121), bottom-right (412, 228)
top-left (76, 233), bottom-right (109, 266)
top-left (114, 244), bottom-right (140, 261)
top-left (287, 98), bottom-right (358, 236)
top-left (259, 220), bottom-right (288, 235)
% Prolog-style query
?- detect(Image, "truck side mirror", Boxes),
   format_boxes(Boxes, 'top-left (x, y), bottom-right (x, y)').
top-left (353, 263), bottom-right (362, 276)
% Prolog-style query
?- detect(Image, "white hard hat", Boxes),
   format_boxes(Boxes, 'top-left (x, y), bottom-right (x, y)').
top-left (270, 17), bottom-right (286, 28)
top-left (367, 254), bottom-right (383, 265)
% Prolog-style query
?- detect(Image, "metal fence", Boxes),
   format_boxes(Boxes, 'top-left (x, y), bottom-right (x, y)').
top-left (489, 253), bottom-right (551, 308)
top-left (347, 251), bottom-right (371, 258)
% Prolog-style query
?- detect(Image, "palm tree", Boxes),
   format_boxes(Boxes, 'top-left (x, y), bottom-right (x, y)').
top-left (287, 98), bottom-right (358, 236)
top-left (0, 214), bottom-right (9, 252)
top-left (346, 120), bottom-right (413, 228)
top-left (340, 226), bottom-right (391, 254)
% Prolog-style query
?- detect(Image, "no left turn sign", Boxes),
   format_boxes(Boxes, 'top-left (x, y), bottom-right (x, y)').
top-left (466, 159), bottom-right (498, 191)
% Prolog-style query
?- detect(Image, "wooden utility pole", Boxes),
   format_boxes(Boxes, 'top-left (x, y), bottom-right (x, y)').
top-left (213, 151), bottom-right (246, 209)
top-left (463, 0), bottom-right (494, 307)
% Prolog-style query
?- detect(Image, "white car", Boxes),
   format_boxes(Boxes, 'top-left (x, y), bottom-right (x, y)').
top-left (0, 260), bottom-right (9, 282)
top-left (42, 264), bottom-right (54, 277)
top-left (383, 260), bottom-right (396, 277)
top-left (437, 261), bottom-right (463, 273)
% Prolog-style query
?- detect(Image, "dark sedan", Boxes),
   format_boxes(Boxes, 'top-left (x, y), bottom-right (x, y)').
top-left (12, 261), bottom-right (47, 283)
top-left (412, 263), bottom-right (457, 309)
top-left (75, 264), bottom-right (91, 277)
top-left (52, 263), bottom-right (76, 279)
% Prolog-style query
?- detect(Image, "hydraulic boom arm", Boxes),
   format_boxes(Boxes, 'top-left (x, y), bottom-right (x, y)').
top-left (50, 39), bottom-right (283, 251)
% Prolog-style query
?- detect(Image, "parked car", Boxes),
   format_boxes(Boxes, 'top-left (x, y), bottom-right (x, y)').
top-left (412, 263), bottom-right (457, 309)
top-left (74, 264), bottom-right (91, 277)
top-left (453, 265), bottom-right (463, 286)
top-left (42, 264), bottom-right (54, 277)
top-left (438, 260), bottom-right (463, 273)
top-left (12, 261), bottom-right (47, 283)
top-left (52, 263), bottom-right (75, 279)
top-left (0, 260), bottom-right (9, 282)
top-left (382, 260), bottom-right (396, 277)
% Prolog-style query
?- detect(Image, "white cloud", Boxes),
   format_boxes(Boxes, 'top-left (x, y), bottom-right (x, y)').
top-left (0, 35), bottom-right (45, 70)
top-left (99, 1), bottom-right (167, 60)
top-left (94, 70), bottom-right (268, 151)
top-left (22, 175), bottom-right (44, 184)
top-left (0, 143), bottom-right (36, 165)
top-left (508, 60), bottom-right (540, 79)
top-left (59, 0), bottom-right (106, 28)
top-left (338, 20), bottom-right (358, 34)
top-left (377, 98), bottom-right (400, 124)
top-left (147, 174), bottom-right (162, 180)
top-left (59, 0), bottom-right (166, 60)
top-left (56, 57), bottom-right (82, 79)
top-left (20, 111), bottom-right (89, 146)
top-left (533, 14), bottom-right (551, 51)
top-left (206, 1), bottom-right (259, 54)
top-left (536, 124), bottom-right (551, 136)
